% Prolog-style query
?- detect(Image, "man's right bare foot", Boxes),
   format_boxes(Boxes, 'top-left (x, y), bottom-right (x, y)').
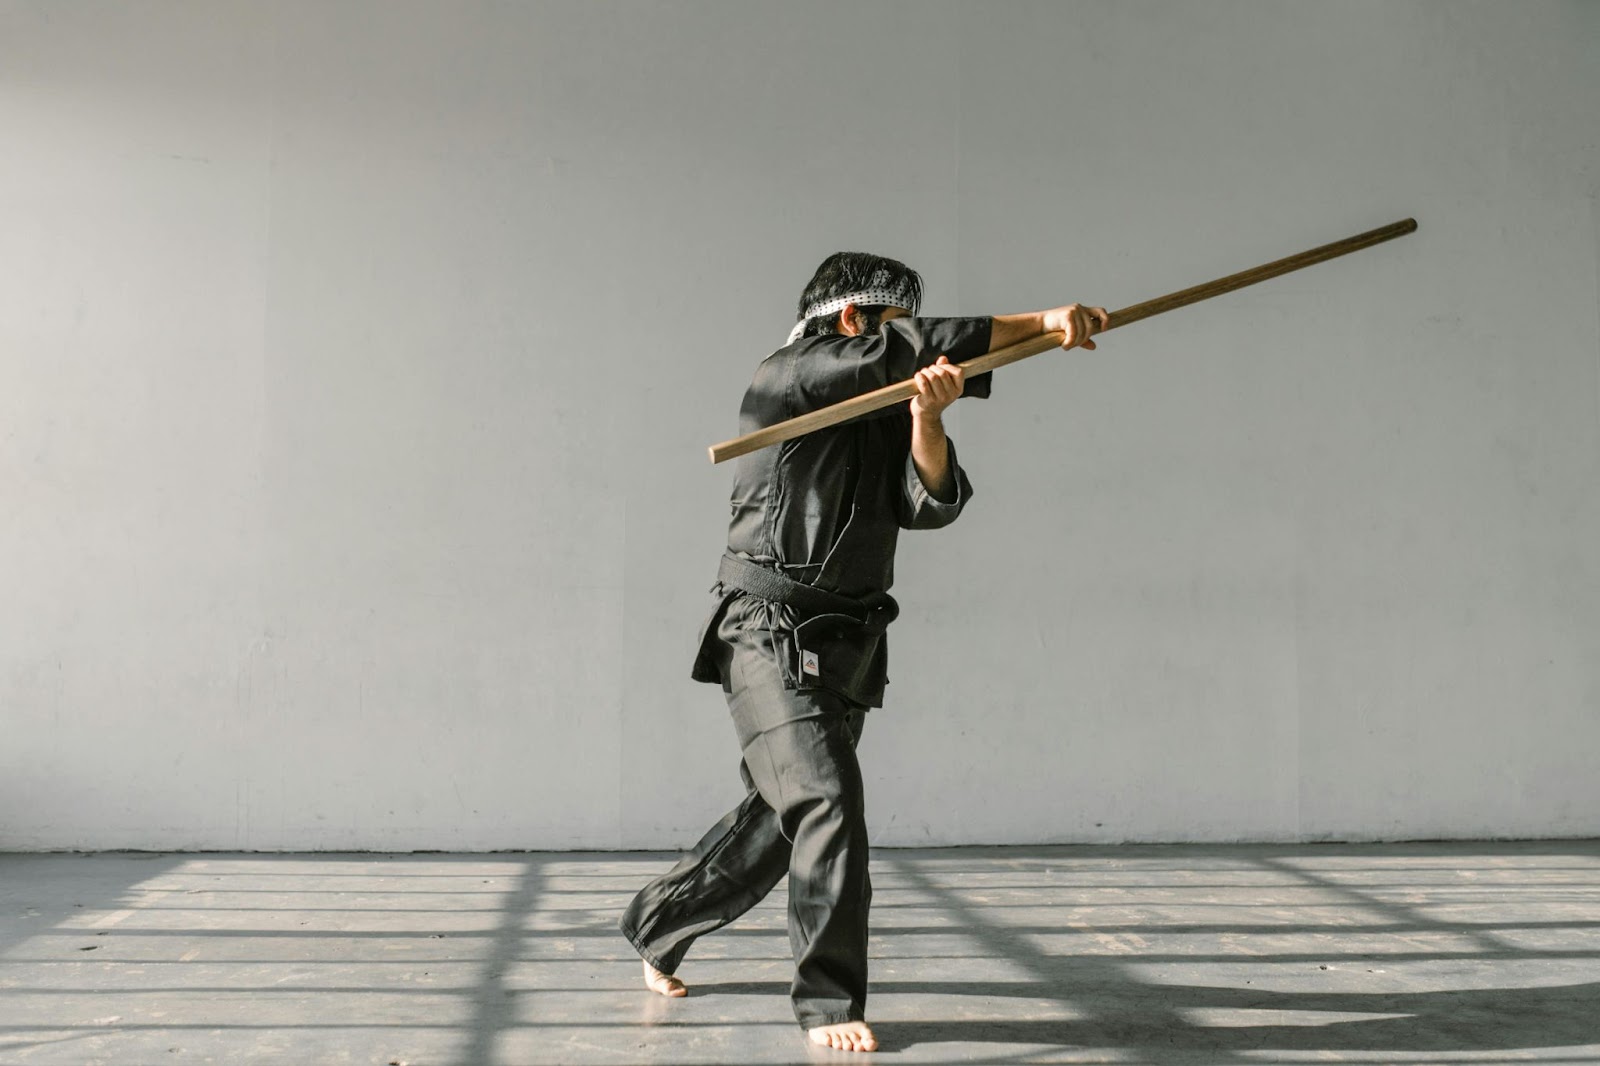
top-left (642, 960), bottom-right (686, 997)
top-left (808, 1020), bottom-right (877, 1052)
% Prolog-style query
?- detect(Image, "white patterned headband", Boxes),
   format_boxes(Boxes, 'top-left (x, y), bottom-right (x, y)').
top-left (786, 273), bottom-right (920, 344)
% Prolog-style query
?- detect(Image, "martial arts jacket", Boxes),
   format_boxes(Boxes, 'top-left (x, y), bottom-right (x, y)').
top-left (692, 316), bottom-right (994, 707)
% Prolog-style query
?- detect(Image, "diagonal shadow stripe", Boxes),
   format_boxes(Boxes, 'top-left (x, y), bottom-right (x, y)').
top-left (452, 857), bottom-right (541, 1066)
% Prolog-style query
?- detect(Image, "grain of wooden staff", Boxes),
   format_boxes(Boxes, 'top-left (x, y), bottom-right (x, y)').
top-left (708, 217), bottom-right (1418, 464)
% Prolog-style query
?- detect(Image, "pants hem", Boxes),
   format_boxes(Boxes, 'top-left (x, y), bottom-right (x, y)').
top-left (619, 920), bottom-right (673, 975)
top-left (797, 1009), bottom-right (865, 1029)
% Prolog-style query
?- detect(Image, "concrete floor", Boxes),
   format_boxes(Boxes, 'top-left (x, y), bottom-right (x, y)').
top-left (0, 844), bottom-right (1597, 1065)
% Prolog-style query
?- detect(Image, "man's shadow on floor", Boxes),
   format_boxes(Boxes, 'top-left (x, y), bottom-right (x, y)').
top-left (692, 977), bottom-right (1600, 1058)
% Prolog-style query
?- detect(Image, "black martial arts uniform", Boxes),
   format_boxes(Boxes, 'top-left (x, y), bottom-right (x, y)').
top-left (620, 315), bottom-right (993, 1029)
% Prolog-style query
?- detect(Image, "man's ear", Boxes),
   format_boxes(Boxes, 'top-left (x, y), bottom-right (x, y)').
top-left (838, 302), bottom-right (861, 337)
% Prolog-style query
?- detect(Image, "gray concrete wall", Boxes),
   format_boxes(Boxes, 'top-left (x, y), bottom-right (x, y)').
top-left (2, 1), bottom-right (1596, 850)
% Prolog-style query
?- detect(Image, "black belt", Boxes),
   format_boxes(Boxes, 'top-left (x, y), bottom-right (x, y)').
top-left (717, 553), bottom-right (898, 630)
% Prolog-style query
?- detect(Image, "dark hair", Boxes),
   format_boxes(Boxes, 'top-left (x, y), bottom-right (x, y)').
top-left (795, 252), bottom-right (923, 338)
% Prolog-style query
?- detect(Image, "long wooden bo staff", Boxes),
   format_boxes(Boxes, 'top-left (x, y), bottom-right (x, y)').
top-left (708, 217), bottom-right (1417, 464)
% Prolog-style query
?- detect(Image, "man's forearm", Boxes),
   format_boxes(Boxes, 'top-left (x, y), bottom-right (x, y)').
top-left (910, 412), bottom-right (955, 502)
top-left (988, 305), bottom-right (1108, 354)
top-left (987, 312), bottom-right (1049, 352)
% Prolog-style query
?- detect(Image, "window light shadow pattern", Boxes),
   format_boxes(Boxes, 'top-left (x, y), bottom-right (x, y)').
top-left (0, 842), bottom-right (1596, 1064)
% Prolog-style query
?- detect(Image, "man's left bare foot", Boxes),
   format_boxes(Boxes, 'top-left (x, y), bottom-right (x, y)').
top-left (642, 959), bottom-right (687, 997)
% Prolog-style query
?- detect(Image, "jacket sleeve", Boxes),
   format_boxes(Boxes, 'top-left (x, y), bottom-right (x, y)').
top-left (898, 437), bottom-right (975, 530)
top-left (781, 316), bottom-right (994, 418)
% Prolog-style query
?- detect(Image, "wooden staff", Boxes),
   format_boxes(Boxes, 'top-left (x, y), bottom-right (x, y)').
top-left (708, 217), bottom-right (1417, 464)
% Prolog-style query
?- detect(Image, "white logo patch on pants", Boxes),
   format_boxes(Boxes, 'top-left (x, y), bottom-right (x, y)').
top-left (801, 649), bottom-right (820, 677)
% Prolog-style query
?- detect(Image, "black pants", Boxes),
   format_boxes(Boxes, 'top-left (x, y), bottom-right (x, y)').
top-left (620, 595), bottom-right (872, 1029)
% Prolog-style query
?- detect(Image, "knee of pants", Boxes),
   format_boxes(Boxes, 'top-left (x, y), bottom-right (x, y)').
top-left (778, 774), bottom-right (867, 845)
top-left (744, 715), bottom-right (867, 839)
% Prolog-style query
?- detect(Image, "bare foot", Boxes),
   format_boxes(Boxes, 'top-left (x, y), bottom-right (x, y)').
top-left (642, 959), bottom-right (686, 997)
top-left (808, 1020), bottom-right (877, 1052)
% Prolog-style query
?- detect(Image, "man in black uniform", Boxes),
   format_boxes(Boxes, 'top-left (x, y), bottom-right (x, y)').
top-left (621, 252), bottom-right (1105, 1052)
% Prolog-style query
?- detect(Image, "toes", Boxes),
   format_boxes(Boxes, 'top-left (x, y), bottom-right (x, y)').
top-left (810, 1024), bottom-right (877, 1052)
